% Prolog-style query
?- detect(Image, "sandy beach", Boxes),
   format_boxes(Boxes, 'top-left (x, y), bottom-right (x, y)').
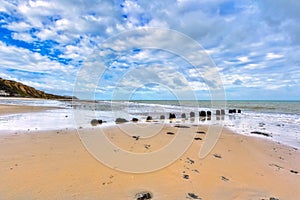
top-left (0, 105), bottom-right (299, 199)
top-left (0, 104), bottom-right (62, 116)
top-left (1, 0), bottom-right (300, 199)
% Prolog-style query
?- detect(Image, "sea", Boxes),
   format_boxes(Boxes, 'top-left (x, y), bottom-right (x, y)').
top-left (0, 98), bottom-right (299, 149)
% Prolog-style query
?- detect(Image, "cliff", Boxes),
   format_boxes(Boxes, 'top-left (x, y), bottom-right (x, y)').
top-left (0, 77), bottom-right (73, 99)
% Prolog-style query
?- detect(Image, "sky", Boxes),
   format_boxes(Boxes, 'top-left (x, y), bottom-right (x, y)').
top-left (0, 0), bottom-right (299, 100)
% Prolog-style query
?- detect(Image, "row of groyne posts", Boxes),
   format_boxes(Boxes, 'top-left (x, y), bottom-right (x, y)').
top-left (91, 109), bottom-right (242, 125)
top-left (160, 109), bottom-right (241, 120)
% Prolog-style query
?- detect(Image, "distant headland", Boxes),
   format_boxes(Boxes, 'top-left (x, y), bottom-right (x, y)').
top-left (0, 77), bottom-right (75, 99)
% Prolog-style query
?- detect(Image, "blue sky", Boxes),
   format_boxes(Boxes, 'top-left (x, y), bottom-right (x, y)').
top-left (0, 0), bottom-right (299, 100)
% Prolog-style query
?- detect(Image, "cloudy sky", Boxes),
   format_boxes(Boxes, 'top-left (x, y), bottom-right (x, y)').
top-left (0, 0), bottom-right (299, 100)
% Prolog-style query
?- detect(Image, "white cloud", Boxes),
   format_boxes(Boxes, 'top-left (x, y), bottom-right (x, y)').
top-left (0, 0), bottom-right (299, 99)
top-left (4, 21), bottom-right (32, 32)
top-left (266, 52), bottom-right (284, 60)
top-left (243, 63), bottom-right (261, 70)
top-left (189, 81), bottom-right (208, 91)
top-left (35, 28), bottom-right (57, 41)
top-left (0, 41), bottom-right (68, 72)
top-left (12, 32), bottom-right (34, 42)
top-left (0, 41), bottom-right (77, 94)
top-left (237, 56), bottom-right (249, 62)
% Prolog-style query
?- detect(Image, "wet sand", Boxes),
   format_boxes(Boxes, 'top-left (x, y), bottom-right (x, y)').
top-left (0, 104), bottom-right (61, 115)
top-left (0, 121), bottom-right (299, 199)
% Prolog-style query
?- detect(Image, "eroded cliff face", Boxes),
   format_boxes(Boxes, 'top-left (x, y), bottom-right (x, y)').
top-left (0, 77), bottom-right (71, 99)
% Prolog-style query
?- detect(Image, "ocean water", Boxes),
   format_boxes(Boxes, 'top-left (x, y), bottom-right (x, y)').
top-left (0, 98), bottom-right (71, 107)
top-left (0, 99), bottom-right (299, 149)
top-left (125, 100), bottom-right (300, 149)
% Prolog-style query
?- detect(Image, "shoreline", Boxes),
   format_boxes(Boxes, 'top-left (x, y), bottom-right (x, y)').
top-left (0, 103), bottom-right (299, 150)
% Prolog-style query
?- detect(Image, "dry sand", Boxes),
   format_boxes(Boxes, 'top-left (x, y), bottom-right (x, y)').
top-left (0, 121), bottom-right (299, 199)
top-left (0, 104), bottom-right (299, 199)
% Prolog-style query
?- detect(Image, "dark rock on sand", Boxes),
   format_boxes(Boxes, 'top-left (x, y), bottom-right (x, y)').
top-left (160, 115), bottom-right (165, 120)
top-left (213, 153), bottom-right (222, 158)
top-left (196, 131), bottom-right (206, 134)
top-left (181, 113), bottom-right (187, 119)
top-left (194, 137), bottom-right (202, 140)
top-left (183, 174), bottom-right (189, 179)
top-left (186, 157), bottom-right (195, 164)
top-left (269, 197), bottom-right (279, 200)
top-left (135, 191), bottom-right (152, 200)
top-left (132, 136), bottom-right (140, 140)
top-left (290, 170), bottom-right (298, 174)
top-left (221, 176), bottom-right (229, 182)
top-left (221, 109), bottom-right (225, 115)
top-left (251, 131), bottom-right (272, 137)
top-left (166, 132), bottom-right (175, 135)
top-left (187, 193), bottom-right (201, 199)
top-left (115, 118), bottom-right (128, 123)
top-left (190, 112), bottom-right (195, 118)
top-left (90, 119), bottom-right (102, 126)
top-left (146, 116), bottom-right (153, 121)
top-left (206, 111), bottom-right (212, 116)
top-left (174, 125), bottom-right (190, 128)
top-left (169, 113), bottom-right (176, 119)
top-left (132, 118), bottom-right (139, 122)
top-left (199, 111), bottom-right (206, 117)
